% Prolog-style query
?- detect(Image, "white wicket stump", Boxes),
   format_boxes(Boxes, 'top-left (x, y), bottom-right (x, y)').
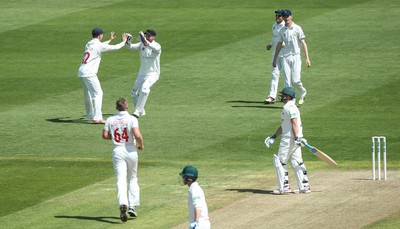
top-left (372, 136), bottom-right (387, 180)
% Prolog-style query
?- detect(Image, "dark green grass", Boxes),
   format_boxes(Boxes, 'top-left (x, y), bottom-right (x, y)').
top-left (1, 0), bottom-right (400, 228)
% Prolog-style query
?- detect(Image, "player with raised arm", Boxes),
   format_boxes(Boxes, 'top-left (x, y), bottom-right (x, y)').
top-left (78, 28), bottom-right (127, 124)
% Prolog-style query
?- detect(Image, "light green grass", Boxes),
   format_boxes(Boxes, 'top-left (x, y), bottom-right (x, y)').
top-left (1, 0), bottom-right (400, 228)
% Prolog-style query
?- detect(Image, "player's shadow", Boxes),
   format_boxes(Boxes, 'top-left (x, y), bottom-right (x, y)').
top-left (54, 215), bottom-right (131, 224)
top-left (227, 100), bottom-right (281, 109)
top-left (226, 188), bottom-right (276, 195)
top-left (46, 114), bottom-right (114, 124)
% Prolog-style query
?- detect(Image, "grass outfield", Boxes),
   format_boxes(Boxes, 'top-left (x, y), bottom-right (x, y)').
top-left (1, 0), bottom-right (400, 228)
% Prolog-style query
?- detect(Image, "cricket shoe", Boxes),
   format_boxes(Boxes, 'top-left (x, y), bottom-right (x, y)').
top-left (294, 186), bottom-right (311, 194)
top-left (119, 205), bottom-right (128, 222)
top-left (298, 90), bottom-right (307, 105)
top-left (92, 119), bottom-right (106, 124)
top-left (128, 207), bottom-right (138, 217)
top-left (264, 96), bottom-right (276, 104)
top-left (273, 188), bottom-right (292, 195)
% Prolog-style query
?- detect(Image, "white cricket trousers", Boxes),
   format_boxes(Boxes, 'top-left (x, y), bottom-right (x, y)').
top-left (112, 147), bottom-right (140, 208)
top-left (281, 54), bottom-right (307, 98)
top-left (81, 76), bottom-right (103, 121)
top-left (131, 73), bottom-right (159, 114)
top-left (268, 56), bottom-right (288, 99)
top-left (277, 137), bottom-right (303, 164)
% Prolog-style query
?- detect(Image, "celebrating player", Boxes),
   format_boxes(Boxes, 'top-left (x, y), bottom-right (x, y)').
top-left (102, 98), bottom-right (144, 222)
top-left (126, 29), bottom-right (161, 118)
top-left (272, 10), bottom-right (311, 105)
top-left (78, 28), bottom-right (127, 124)
top-left (264, 87), bottom-right (311, 194)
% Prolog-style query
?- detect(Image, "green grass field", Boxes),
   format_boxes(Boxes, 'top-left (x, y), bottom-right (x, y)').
top-left (1, 0), bottom-right (400, 228)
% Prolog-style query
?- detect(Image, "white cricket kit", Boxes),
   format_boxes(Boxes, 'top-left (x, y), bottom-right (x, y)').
top-left (104, 111), bottom-right (140, 208)
top-left (275, 100), bottom-right (309, 192)
top-left (277, 23), bottom-right (307, 97)
top-left (127, 41), bottom-right (161, 116)
top-left (268, 20), bottom-right (286, 99)
top-left (188, 182), bottom-right (210, 229)
top-left (78, 39), bottom-right (125, 77)
top-left (78, 39), bottom-right (125, 121)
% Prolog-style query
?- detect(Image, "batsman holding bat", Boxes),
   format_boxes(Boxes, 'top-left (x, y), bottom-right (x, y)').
top-left (264, 87), bottom-right (311, 194)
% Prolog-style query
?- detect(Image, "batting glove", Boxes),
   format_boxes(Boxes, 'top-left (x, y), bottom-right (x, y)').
top-left (295, 137), bottom-right (307, 147)
top-left (264, 135), bottom-right (276, 148)
top-left (189, 221), bottom-right (199, 229)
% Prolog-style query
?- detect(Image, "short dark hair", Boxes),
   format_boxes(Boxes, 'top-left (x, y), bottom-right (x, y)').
top-left (92, 28), bottom-right (104, 38)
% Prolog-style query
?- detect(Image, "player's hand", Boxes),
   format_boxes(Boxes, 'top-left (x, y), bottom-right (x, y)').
top-left (295, 137), bottom-right (307, 147)
top-left (137, 145), bottom-right (144, 150)
top-left (264, 135), bottom-right (276, 148)
top-left (109, 32), bottom-right (116, 41)
top-left (266, 44), bottom-right (272, 50)
top-left (122, 33), bottom-right (128, 43)
top-left (189, 221), bottom-right (199, 229)
top-left (272, 60), bottom-right (277, 68)
top-left (306, 58), bottom-right (311, 67)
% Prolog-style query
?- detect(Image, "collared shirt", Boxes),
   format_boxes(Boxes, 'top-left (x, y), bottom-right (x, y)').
top-left (103, 111), bottom-right (139, 148)
top-left (127, 41), bottom-right (161, 75)
top-left (270, 20), bottom-right (285, 57)
top-left (277, 22), bottom-right (305, 57)
top-left (280, 100), bottom-right (303, 138)
top-left (188, 182), bottom-right (209, 223)
top-left (78, 38), bottom-right (125, 77)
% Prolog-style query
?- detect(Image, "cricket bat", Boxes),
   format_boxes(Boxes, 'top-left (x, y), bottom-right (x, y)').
top-left (304, 143), bottom-right (337, 167)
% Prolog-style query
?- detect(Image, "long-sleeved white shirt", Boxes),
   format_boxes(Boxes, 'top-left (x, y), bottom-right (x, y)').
top-left (127, 41), bottom-right (161, 76)
top-left (78, 38), bottom-right (125, 77)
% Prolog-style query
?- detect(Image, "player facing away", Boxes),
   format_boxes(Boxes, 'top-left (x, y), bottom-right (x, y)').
top-left (179, 165), bottom-right (210, 229)
top-left (102, 98), bottom-right (144, 222)
top-left (78, 28), bottom-right (127, 124)
top-left (264, 87), bottom-right (311, 194)
top-left (272, 10), bottom-right (311, 105)
top-left (126, 29), bottom-right (161, 118)
top-left (265, 9), bottom-right (286, 104)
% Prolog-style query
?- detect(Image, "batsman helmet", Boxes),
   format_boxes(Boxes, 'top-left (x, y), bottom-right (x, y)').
top-left (281, 87), bottom-right (296, 98)
top-left (179, 165), bottom-right (198, 178)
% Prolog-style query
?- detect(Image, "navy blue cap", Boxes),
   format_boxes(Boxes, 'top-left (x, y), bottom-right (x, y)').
top-left (275, 9), bottom-right (284, 15)
top-left (92, 28), bottom-right (104, 38)
top-left (282, 9), bottom-right (292, 16)
top-left (144, 29), bottom-right (156, 36)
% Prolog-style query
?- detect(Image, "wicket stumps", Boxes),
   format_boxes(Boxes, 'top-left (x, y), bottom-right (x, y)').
top-left (372, 136), bottom-right (387, 180)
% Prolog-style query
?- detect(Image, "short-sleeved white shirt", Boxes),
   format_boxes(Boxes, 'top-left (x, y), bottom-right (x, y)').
top-left (277, 22), bottom-right (305, 57)
top-left (271, 21), bottom-right (285, 57)
top-left (188, 182), bottom-right (209, 224)
top-left (127, 41), bottom-right (161, 76)
top-left (103, 111), bottom-right (139, 149)
top-left (78, 38), bottom-right (124, 77)
top-left (280, 100), bottom-right (303, 138)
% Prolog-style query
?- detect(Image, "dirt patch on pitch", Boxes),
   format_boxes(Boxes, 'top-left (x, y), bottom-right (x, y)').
top-left (173, 170), bottom-right (400, 228)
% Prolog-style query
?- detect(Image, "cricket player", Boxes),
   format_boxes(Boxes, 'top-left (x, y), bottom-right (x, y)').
top-left (78, 28), bottom-right (127, 124)
top-left (126, 29), bottom-right (161, 118)
top-left (102, 98), bottom-right (144, 222)
top-left (265, 9), bottom-right (286, 104)
top-left (272, 10), bottom-right (311, 105)
top-left (264, 87), bottom-right (311, 194)
top-left (179, 165), bottom-right (210, 229)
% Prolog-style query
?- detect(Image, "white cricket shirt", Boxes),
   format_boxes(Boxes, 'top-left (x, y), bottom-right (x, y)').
top-left (277, 22), bottom-right (305, 57)
top-left (270, 21), bottom-right (285, 57)
top-left (127, 41), bottom-right (161, 75)
top-left (188, 182), bottom-right (209, 224)
top-left (78, 38), bottom-right (125, 77)
top-left (280, 100), bottom-right (303, 138)
top-left (103, 111), bottom-right (139, 149)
